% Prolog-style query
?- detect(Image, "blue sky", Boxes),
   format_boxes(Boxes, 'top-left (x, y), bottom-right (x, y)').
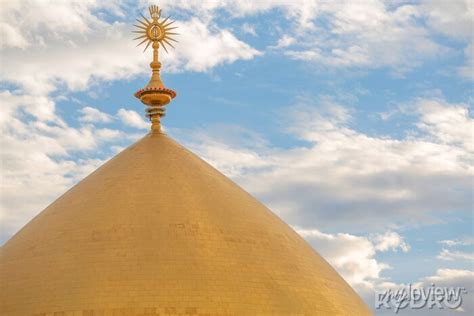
top-left (1, 0), bottom-right (472, 314)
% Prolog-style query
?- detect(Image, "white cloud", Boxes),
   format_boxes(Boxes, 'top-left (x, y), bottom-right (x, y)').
top-left (157, 0), bottom-right (320, 29)
top-left (3, 0), bottom-right (459, 81)
top-left (439, 238), bottom-right (474, 247)
top-left (0, 91), bottom-right (135, 243)
top-left (296, 228), bottom-right (415, 307)
top-left (1, 90), bottom-right (64, 123)
top-left (421, 0), bottom-right (473, 40)
top-left (165, 18), bottom-right (262, 73)
top-left (458, 43), bottom-right (474, 80)
top-left (1, 125), bottom-right (106, 243)
top-left (372, 269), bottom-right (474, 315)
top-left (437, 249), bottom-right (474, 262)
top-left (1, 0), bottom-right (470, 99)
top-left (422, 268), bottom-right (474, 285)
top-left (241, 23), bottom-right (257, 36)
top-left (178, 124), bottom-right (272, 178)
top-left (0, 1), bottom-right (261, 95)
top-left (158, 0), bottom-right (472, 78)
top-left (418, 269), bottom-right (474, 314)
top-left (269, 35), bottom-right (296, 49)
top-left (79, 106), bottom-right (113, 123)
top-left (283, 1), bottom-right (447, 73)
top-left (0, 22), bottom-right (28, 49)
top-left (0, 0), bottom-right (107, 49)
top-left (419, 0), bottom-right (474, 81)
top-left (297, 228), bottom-right (390, 291)
top-left (1, 22), bottom-right (146, 95)
top-left (182, 97), bottom-right (472, 233)
top-left (436, 236), bottom-right (474, 262)
top-left (117, 108), bottom-right (149, 130)
top-left (373, 232), bottom-right (411, 252)
top-left (156, 0), bottom-right (474, 77)
top-left (95, 128), bottom-right (124, 140)
top-left (297, 228), bottom-right (473, 314)
top-left (415, 98), bottom-right (473, 153)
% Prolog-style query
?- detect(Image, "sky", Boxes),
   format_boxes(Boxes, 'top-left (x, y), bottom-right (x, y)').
top-left (0, 0), bottom-right (472, 314)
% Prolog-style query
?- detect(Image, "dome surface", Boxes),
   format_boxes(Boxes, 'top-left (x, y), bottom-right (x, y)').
top-left (1, 131), bottom-right (371, 315)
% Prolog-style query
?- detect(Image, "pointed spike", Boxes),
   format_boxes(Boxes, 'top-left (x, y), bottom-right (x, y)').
top-left (162, 38), bottom-right (175, 48)
top-left (132, 30), bottom-right (146, 34)
top-left (133, 34), bottom-right (147, 40)
top-left (136, 38), bottom-right (148, 47)
top-left (166, 36), bottom-right (178, 43)
top-left (163, 20), bottom-right (175, 28)
top-left (166, 32), bottom-right (179, 36)
top-left (140, 13), bottom-right (151, 24)
top-left (161, 16), bottom-right (170, 25)
top-left (143, 40), bottom-right (152, 52)
top-left (164, 26), bottom-right (178, 31)
top-left (133, 24), bottom-right (147, 30)
top-left (136, 19), bottom-right (148, 28)
top-left (161, 42), bottom-right (169, 54)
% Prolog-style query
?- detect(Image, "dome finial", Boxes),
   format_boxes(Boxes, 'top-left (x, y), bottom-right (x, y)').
top-left (133, 5), bottom-right (178, 131)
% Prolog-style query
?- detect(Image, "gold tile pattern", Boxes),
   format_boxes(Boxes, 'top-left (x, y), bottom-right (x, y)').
top-left (0, 131), bottom-right (372, 315)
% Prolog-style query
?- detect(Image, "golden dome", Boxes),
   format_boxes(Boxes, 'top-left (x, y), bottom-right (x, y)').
top-left (1, 131), bottom-right (371, 315)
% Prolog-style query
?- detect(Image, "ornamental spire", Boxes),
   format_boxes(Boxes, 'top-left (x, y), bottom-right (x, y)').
top-left (133, 5), bottom-right (178, 131)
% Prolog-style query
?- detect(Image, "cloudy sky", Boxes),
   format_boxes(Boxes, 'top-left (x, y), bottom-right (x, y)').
top-left (1, 0), bottom-right (472, 314)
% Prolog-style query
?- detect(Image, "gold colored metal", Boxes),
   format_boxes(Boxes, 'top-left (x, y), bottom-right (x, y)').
top-left (0, 131), bottom-right (372, 315)
top-left (133, 5), bottom-right (178, 131)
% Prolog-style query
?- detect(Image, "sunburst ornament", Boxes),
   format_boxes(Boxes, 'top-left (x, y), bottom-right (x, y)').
top-left (133, 4), bottom-right (178, 53)
top-left (133, 5), bottom-right (178, 132)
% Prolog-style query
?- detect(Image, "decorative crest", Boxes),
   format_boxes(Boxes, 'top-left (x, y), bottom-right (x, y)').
top-left (133, 4), bottom-right (178, 53)
top-left (133, 5), bottom-right (178, 132)
top-left (149, 5), bottom-right (161, 19)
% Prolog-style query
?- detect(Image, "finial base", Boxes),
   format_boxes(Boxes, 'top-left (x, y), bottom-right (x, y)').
top-left (135, 87), bottom-right (176, 128)
top-left (134, 87), bottom-right (176, 104)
